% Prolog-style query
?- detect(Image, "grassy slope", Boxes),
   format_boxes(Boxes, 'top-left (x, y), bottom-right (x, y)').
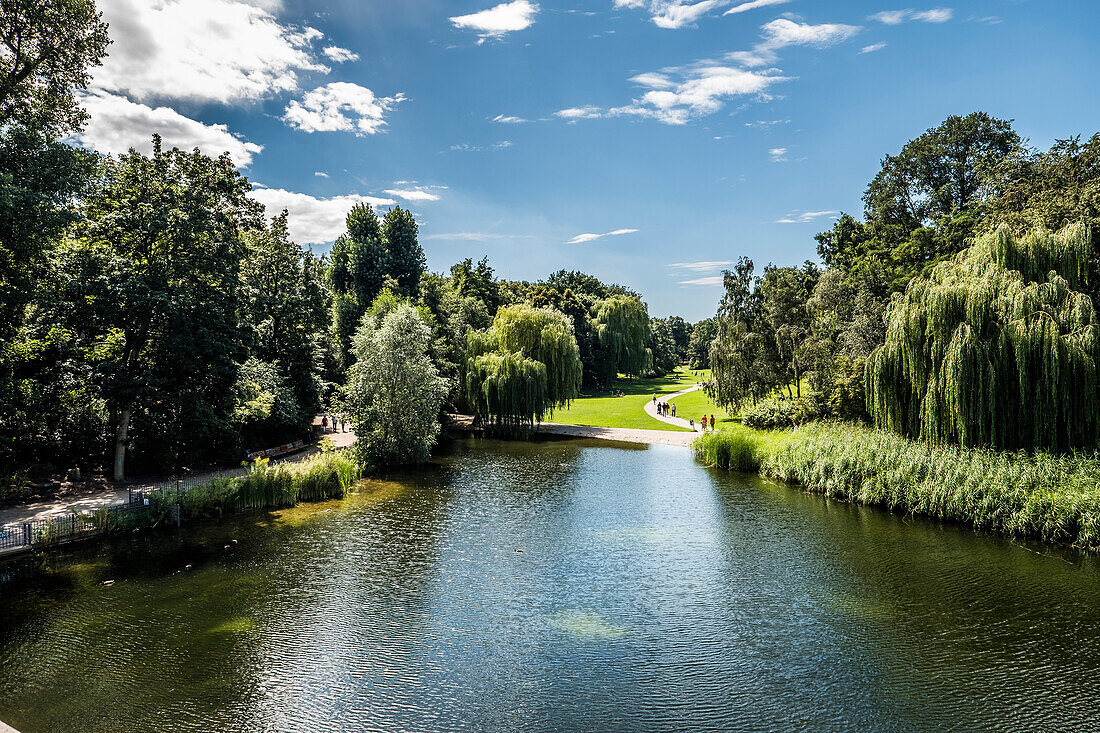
top-left (551, 367), bottom-right (700, 431)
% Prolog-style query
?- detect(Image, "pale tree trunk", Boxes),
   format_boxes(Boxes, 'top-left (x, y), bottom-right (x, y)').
top-left (113, 407), bottom-right (132, 483)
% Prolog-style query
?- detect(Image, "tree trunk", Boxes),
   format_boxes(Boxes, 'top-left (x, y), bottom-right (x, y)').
top-left (113, 407), bottom-right (132, 483)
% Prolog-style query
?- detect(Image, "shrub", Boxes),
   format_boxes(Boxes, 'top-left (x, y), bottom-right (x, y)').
top-left (743, 395), bottom-right (824, 430)
top-left (694, 428), bottom-right (762, 472)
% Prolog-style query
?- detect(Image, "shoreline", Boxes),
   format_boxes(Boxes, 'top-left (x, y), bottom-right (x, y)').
top-left (444, 414), bottom-right (698, 448)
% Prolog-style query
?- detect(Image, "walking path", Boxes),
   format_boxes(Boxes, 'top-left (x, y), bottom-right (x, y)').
top-left (645, 384), bottom-right (708, 432)
top-left (537, 422), bottom-right (698, 447)
top-left (0, 425), bottom-right (357, 527)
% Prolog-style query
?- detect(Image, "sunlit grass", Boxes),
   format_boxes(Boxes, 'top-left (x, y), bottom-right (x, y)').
top-left (551, 367), bottom-right (701, 431)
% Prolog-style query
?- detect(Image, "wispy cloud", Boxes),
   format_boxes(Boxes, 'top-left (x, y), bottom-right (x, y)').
top-left (769, 147), bottom-right (788, 162)
top-left (860, 42), bottom-right (887, 53)
top-left (491, 114), bottom-right (527, 123)
top-left (384, 187), bottom-right (442, 202)
top-left (566, 228), bottom-right (639, 244)
top-left (668, 260), bottom-right (735, 271)
top-left (451, 0), bottom-right (539, 42)
top-left (678, 275), bottom-right (724, 286)
top-left (723, 0), bottom-right (791, 15)
top-left (775, 209), bottom-right (839, 223)
top-left (869, 8), bottom-right (953, 25)
top-left (744, 118), bottom-right (790, 127)
top-left (323, 46), bottom-right (359, 63)
top-left (449, 141), bottom-right (514, 151)
top-left (314, 171), bottom-right (329, 178)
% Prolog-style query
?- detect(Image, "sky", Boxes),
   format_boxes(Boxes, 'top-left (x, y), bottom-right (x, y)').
top-left (72, 0), bottom-right (1099, 321)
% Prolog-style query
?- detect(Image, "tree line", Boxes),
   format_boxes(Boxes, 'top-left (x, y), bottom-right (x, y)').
top-left (705, 111), bottom-right (1100, 450)
top-left (2, 0), bottom-right (717, 486)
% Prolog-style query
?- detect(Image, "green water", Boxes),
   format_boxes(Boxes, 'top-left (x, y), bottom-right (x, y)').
top-left (1, 437), bottom-right (1099, 732)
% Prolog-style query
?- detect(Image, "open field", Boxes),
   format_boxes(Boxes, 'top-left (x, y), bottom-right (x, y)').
top-left (551, 367), bottom-right (701, 431)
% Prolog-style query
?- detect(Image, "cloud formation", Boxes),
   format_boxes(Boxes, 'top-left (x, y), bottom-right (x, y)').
top-left (249, 187), bottom-right (397, 244)
top-left (860, 42), bottom-right (887, 53)
top-left (616, 0), bottom-right (791, 28)
top-left (451, 1), bottom-right (539, 40)
top-left (73, 90), bottom-right (263, 166)
top-left (94, 0), bottom-right (327, 104)
top-left (775, 209), bottom-right (839, 223)
top-left (323, 46), bottom-right (360, 63)
top-left (869, 8), bottom-right (954, 24)
top-left (283, 83), bottom-right (405, 135)
top-left (678, 276), bottom-right (724, 286)
top-left (723, 0), bottom-right (790, 15)
top-left (566, 228), bottom-right (639, 244)
top-left (668, 260), bottom-right (735, 271)
top-left (384, 187), bottom-right (443, 202)
top-left (491, 114), bottom-right (528, 124)
top-left (558, 19), bottom-right (858, 124)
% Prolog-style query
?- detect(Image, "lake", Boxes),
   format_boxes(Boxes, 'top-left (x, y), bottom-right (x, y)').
top-left (1, 436), bottom-right (1099, 732)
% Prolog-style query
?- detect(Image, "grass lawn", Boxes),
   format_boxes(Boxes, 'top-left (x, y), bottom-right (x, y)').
top-left (551, 367), bottom-right (700, 431)
top-left (669, 388), bottom-right (739, 427)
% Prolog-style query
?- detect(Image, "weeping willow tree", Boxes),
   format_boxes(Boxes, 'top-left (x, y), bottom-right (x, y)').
top-left (465, 304), bottom-right (582, 435)
top-left (866, 223), bottom-right (1099, 451)
top-left (594, 295), bottom-right (651, 380)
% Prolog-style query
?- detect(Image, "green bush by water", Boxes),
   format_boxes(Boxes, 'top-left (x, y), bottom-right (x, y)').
top-left (696, 422), bottom-right (1100, 551)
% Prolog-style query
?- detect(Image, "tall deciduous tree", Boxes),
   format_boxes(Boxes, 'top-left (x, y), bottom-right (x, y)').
top-left (382, 206), bottom-right (426, 298)
top-left (343, 302), bottom-right (448, 466)
top-left (868, 224), bottom-right (1098, 451)
top-left (465, 304), bottom-right (582, 434)
top-left (0, 0), bottom-right (110, 134)
top-left (64, 138), bottom-right (262, 480)
top-left (594, 295), bottom-right (650, 380)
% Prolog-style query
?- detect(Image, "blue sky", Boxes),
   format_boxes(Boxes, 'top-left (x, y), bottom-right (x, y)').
top-left (75, 0), bottom-right (1098, 321)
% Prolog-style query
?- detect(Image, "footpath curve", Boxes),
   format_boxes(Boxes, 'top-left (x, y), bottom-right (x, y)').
top-left (644, 384), bottom-right (706, 432)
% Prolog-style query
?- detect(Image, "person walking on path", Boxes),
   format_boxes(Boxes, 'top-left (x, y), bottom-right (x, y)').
top-left (321, 415), bottom-right (329, 433)
top-left (671, 404), bottom-right (676, 418)
top-left (700, 415), bottom-right (707, 432)
top-left (710, 414), bottom-right (715, 430)
top-left (689, 418), bottom-right (695, 431)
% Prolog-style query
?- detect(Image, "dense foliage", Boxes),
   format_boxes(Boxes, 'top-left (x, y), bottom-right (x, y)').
top-left (465, 304), bottom-right (582, 434)
top-left (868, 224), bottom-right (1098, 450)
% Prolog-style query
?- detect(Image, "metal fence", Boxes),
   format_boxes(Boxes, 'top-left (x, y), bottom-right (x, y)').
top-left (0, 500), bottom-right (175, 555)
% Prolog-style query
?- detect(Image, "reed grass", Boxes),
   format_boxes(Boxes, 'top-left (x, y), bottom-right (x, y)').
top-left (695, 421), bottom-right (1100, 551)
top-left (168, 451), bottom-right (361, 520)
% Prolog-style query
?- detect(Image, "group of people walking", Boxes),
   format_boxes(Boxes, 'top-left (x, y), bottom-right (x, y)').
top-left (691, 414), bottom-right (717, 432)
top-left (652, 395), bottom-right (717, 432)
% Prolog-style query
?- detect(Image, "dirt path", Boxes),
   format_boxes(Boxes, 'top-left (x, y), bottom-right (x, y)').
top-left (0, 428), bottom-right (357, 528)
top-left (645, 385), bottom-right (707, 432)
top-left (536, 422), bottom-right (698, 447)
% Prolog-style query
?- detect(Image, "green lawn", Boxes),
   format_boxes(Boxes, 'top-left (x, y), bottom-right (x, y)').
top-left (669, 387), bottom-right (739, 426)
top-left (551, 367), bottom-right (700, 431)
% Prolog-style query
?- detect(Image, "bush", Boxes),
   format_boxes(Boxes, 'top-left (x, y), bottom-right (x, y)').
top-left (694, 428), bottom-right (762, 472)
top-left (743, 395), bottom-right (824, 430)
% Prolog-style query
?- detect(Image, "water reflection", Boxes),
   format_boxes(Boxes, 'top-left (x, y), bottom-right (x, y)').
top-left (1, 437), bottom-right (1099, 732)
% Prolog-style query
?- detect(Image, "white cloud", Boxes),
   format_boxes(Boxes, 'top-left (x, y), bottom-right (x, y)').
top-left (870, 8), bottom-right (953, 24)
top-left (491, 114), bottom-right (527, 123)
top-left (775, 209), bottom-right (839, 223)
top-left (323, 46), bottom-right (360, 63)
top-left (315, 171), bottom-right (329, 178)
top-left (555, 106), bottom-right (605, 120)
top-left (679, 276), bottom-right (724, 286)
top-left (450, 0), bottom-right (539, 40)
top-left (73, 90), bottom-right (263, 166)
top-left (248, 188), bottom-right (397, 244)
top-left (283, 82), bottom-right (405, 135)
top-left (723, 0), bottom-right (790, 15)
top-left (744, 117), bottom-right (790, 127)
top-left (652, 0), bottom-right (726, 29)
top-left (449, 141), bottom-right (514, 151)
top-left (384, 188), bottom-right (442, 202)
top-left (565, 228), bottom-right (638, 244)
top-left (669, 260), bottom-right (734, 271)
top-left (769, 147), bottom-right (788, 161)
top-left (860, 42), bottom-right (887, 53)
top-left (93, 0), bottom-right (327, 104)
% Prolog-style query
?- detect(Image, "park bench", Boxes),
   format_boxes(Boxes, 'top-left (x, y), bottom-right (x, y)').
top-left (246, 439), bottom-right (306, 462)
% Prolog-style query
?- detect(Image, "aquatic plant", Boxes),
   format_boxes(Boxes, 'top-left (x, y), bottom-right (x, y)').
top-left (866, 223), bottom-right (1099, 451)
top-left (698, 421), bottom-right (1100, 551)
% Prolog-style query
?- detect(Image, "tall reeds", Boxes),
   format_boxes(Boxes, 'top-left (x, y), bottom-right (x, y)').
top-left (696, 422), bottom-right (1100, 551)
top-left (167, 451), bottom-right (361, 520)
